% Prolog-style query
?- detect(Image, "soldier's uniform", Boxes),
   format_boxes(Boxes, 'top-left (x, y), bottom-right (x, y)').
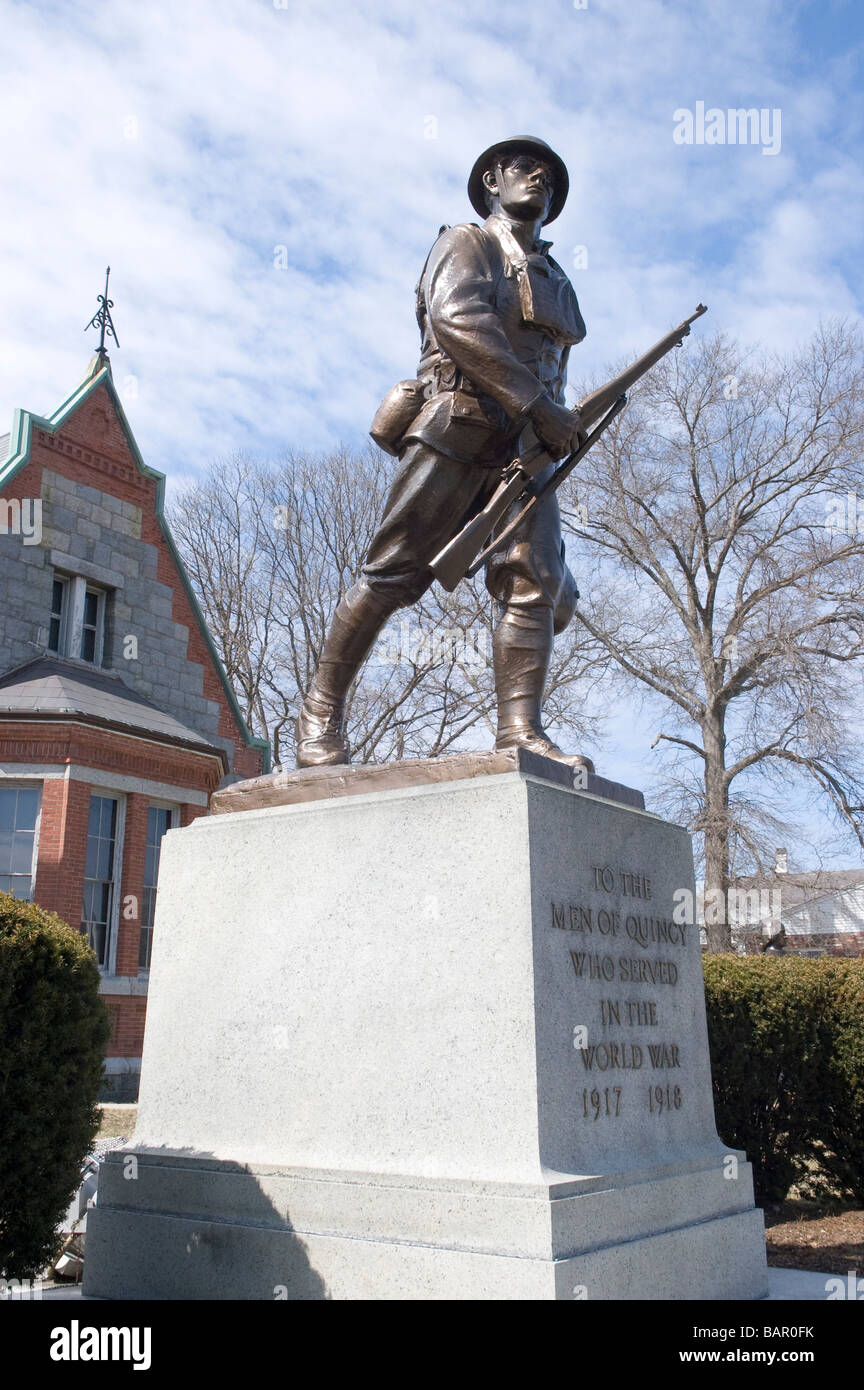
top-left (363, 211), bottom-right (585, 624)
top-left (297, 137), bottom-right (592, 770)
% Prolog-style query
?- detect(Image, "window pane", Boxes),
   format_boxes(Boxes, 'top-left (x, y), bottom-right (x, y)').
top-left (83, 880), bottom-right (111, 926)
top-left (141, 885), bottom-right (157, 928)
top-left (82, 881), bottom-right (97, 920)
top-left (97, 839), bottom-right (113, 880)
top-left (96, 882), bottom-right (111, 922)
top-left (77, 587), bottom-right (107, 666)
top-left (15, 789), bottom-right (38, 829)
top-left (88, 922), bottom-right (107, 965)
top-left (81, 588), bottom-right (102, 664)
top-left (0, 788), bottom-right (40, 901)
top-left (82, 794), bottom-right (118, 969)
top-left (11, 833), bottom-right (34, 875)
top-left (85, 834), bottom-right (99, 879)
top-left (140, 805), bottom-right (174, 969)
top-left (0, 877), bottom-right (32, 902)
top-left (49, 579), bottom-right (66, 654)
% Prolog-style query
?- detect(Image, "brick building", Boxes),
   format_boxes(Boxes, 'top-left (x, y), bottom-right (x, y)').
top-left (0, 355), bottom-right (268, 1097)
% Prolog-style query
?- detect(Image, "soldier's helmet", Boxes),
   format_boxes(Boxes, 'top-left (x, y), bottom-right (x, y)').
top-left (468, 136), bottom-right (569, 225)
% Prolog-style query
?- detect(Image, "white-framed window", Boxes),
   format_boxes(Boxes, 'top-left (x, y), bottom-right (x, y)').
top-left (48, 577), bottom-right (69, 654)
top-left (0, 783), bottom-right (42, 901)
top-left (139, 803), bottom-right (178, 972)
top-left (48, 572), bottom-right (109, 666)
top-left (80, 586), bottom-right (106, 664)
top-left (81, 792), bottom-right (125, 971)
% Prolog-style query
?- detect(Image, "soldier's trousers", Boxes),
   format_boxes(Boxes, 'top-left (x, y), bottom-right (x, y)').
top-left (362, 440), bottom-right (577, 631)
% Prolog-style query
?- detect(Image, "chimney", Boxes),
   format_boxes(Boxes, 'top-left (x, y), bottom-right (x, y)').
top-left (775, 848), bottom-right (788, 874)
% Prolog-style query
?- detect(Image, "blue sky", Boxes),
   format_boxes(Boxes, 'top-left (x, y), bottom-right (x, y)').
top-left (1, 0), bottom-right (862, 863)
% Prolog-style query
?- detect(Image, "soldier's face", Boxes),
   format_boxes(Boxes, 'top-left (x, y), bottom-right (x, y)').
top-left (485, 155), bottom-right (554, 222)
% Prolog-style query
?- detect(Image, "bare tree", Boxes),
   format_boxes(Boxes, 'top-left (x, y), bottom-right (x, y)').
top-left (169, 445), bottom-right (602, 769)
top-left (562, 322), bottom-right (864, 948)
top-left (167, 454), bottom-right (277, 740)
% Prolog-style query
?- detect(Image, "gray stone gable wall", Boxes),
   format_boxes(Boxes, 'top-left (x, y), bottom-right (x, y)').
top-left (0, 467), bottom-right (238, 771)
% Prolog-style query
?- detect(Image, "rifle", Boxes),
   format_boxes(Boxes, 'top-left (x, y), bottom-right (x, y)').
top-left (430, 304), bottom-right (707, 591)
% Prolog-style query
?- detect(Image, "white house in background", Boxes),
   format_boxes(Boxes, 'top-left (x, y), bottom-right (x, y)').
top-left (730, 849), bottom-right (864, 956)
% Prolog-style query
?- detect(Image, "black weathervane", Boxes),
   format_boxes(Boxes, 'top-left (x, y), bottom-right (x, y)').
top-left (85, 266), bottom-right (120, 360)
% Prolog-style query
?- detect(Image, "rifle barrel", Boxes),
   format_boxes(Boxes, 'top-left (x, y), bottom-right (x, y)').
top-left (579, 304), bottom-right (707, 429)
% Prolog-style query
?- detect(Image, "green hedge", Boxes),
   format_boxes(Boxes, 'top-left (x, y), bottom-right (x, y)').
top-left (703, 954), bottom-right (864, 1204)
top-left (0, 893), bottom-right (111, 1278)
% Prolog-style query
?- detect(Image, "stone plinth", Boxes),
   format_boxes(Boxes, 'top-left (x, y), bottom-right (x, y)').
top-left (209, 747), bottom-right (646, 814)
top-left (84, 754), bottom-right (767, 1300)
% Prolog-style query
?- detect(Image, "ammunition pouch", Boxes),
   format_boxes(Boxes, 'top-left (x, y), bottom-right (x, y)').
top-left (370, 379), bottom-right (428, 456)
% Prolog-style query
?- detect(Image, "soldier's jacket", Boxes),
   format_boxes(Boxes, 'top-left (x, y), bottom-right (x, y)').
top-left (404, 213), bottom-right (586, 465)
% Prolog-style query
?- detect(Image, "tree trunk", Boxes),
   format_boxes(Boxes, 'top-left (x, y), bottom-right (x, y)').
top-left (702, 713), bottom-right (732, 952)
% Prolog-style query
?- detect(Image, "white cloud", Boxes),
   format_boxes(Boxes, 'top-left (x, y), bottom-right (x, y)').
top-left (0, 0), bottom-right (860, 474)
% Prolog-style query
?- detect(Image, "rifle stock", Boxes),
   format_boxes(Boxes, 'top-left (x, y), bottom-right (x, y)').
top-left (430, 465), bottom-right (532, 593)
top-left (429, 304), bottom-right (707, 592)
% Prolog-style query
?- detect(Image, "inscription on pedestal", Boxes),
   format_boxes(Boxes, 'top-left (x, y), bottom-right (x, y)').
top-left (552, 861), bottom-right (690, 1122)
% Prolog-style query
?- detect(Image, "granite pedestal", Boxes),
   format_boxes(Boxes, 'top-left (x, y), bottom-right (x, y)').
top-left (84, 751), bottom-right (768, 1300)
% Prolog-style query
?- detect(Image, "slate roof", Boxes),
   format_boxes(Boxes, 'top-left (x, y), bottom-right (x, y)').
top-left (734, 868), bottom-right (864, 907)
top-left (0, 656), bottom-right (226, 765)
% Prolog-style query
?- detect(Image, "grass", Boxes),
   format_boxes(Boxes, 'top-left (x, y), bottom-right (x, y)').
top-left (96, 1103), bottom-right (137, 1142)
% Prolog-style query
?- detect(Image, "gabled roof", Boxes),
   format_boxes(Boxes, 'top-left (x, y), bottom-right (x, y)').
top-left (0, 657), bottom-right (227, 767)
top-left (0, 357), bottom-right (269, 772)
top-left (734, 869), bottom-right (864, 910)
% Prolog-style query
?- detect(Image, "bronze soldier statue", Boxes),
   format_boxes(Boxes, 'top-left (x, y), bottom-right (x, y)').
top-left (296, 136), bottom-right (594, 771)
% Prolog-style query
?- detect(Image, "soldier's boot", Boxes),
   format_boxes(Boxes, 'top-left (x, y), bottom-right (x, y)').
top-left (296, 580), bottom-right (397, 769)
top-left (493, 605), bottom-right (595, 774)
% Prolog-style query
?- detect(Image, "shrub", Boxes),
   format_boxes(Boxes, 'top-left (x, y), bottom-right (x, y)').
top-left (703, 954), bottom-right (864, 1204)
top-left (0, 893), bottom-right (111, 1278)
top-left (811, 958), bottom-right (864, 1203)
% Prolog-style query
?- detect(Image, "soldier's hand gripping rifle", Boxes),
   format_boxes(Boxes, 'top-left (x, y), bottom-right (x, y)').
top-left (430, 304), bottom-right (707, 592)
